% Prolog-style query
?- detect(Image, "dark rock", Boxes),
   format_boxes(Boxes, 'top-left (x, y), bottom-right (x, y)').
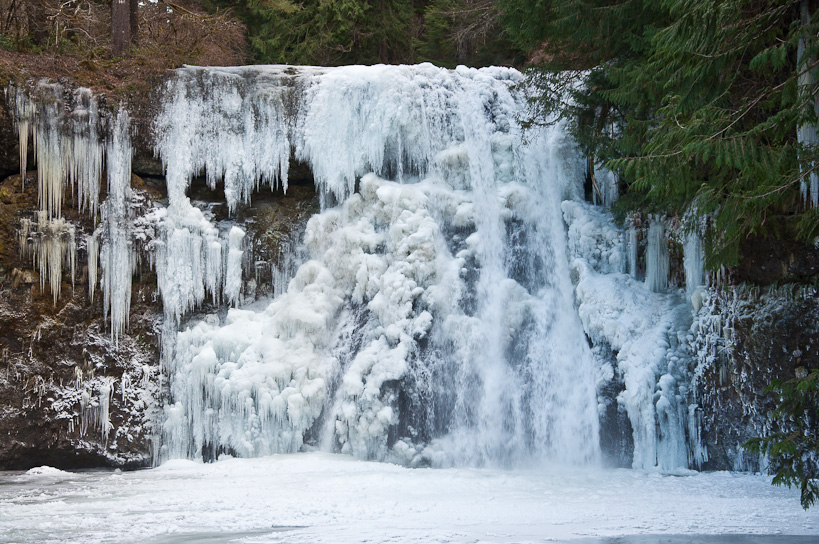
top-left (132, 156), bottom-right (165, 178)
top-left (736, 219), bottom-right (819, 284)
top-left (0, 172), bottom-right (162, 471)
top-left (697, 285), bottom-right (819, 471)
top-left (0, 96), bottom-right (20, 180)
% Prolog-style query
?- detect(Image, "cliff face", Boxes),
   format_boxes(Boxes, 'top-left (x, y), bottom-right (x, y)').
top-left (0, 171), bottom-right (163, 469)
top-left (695, 285), bottom-right (819, 471)
top-left (562, 199), bottom-right (819, 471)
top-left (0, 87), bottom-right (318, 469)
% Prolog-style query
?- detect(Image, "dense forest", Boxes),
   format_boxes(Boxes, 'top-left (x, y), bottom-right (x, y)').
top-left (3, 1), bottom-right (819, 263)
top-left (1, 0), bottom-right (817, 508)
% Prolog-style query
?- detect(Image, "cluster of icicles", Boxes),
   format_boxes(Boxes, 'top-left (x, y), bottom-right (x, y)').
top-left (13, 83), bottom-right (135, 332)
top-left (11, 81), bottom-right (246, 343)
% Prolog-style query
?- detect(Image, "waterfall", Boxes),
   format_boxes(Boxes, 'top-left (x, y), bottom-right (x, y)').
top-left (154, 64), bottom-right (600, 466)
top-left (11, 65), bottom-right (707, 471)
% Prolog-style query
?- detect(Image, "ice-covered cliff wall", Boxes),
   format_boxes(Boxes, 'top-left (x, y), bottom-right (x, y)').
top-left (11, 64), bottom-right (779, 473)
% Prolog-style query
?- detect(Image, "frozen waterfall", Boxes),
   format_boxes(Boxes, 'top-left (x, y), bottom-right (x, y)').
top-left (10, 64), bottom-right (708, 471)
top-left (155, 64), bottom-right (600, 467)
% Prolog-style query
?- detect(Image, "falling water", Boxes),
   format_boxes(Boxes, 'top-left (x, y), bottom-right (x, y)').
top-left (154, 64), bottom-right (600, 466)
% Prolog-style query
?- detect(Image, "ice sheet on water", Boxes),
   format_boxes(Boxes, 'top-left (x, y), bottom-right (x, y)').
top-left (1, 454), bottom-right (815, 544)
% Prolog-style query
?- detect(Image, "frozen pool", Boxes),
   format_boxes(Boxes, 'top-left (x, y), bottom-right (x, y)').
top-left (1, 453), bottom-right (816, 543)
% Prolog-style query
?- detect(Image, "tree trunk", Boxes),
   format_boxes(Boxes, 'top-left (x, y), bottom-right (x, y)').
top-left (112, 0), bottom-right (130, 56)
top-left (129, 0), bottom-right (139, 47)
top-left (26, 0), bottom-right (47, 46)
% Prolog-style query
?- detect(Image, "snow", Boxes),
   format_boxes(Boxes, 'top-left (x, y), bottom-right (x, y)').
top-left (22, 466), bottom-right (70, 477)
top-left (0, 454), bottom-right (816, 544)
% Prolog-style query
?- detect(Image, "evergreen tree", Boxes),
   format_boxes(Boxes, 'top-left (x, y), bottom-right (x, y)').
top-left (745, 369), bottom-right (819, 510)
top-left (418, 0), bottom-right (521, 67)
top-left (504, 0), bottom-right (819, 268)
top-left (228, 0), bottom-right (419, 65)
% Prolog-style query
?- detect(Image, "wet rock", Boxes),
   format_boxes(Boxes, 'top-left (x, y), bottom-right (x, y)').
top-left (695, 285), bottom-right (819, 471)
top-left (0, 172), bottom-right (161, 470)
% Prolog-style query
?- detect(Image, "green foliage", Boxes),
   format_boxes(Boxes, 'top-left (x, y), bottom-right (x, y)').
top-left (216, 0), bottom-right (520, 66)
top-left (744, 369), bottom-right (819, 510)
top-left (419, 0), bottom-right (522, 67)
top-left (0, 34), bottom-right (14, 51)
top-left (219, 0), bottom-right (419, 65)
top-left (509, 0), bottom-right (819, 269)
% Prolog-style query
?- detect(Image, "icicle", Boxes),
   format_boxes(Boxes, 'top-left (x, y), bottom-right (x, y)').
top-left (68, 88), bottom-right (105, 218)
top-left (18, 211), bottom-right (77, 304)
top-left (12, 81), bottom-right (106, 220)
top-left (645, 219), bottom-right (669, 292)
top-left (100, 109), bottom-right (133, 343)
top-left (688, 404), bottom-right (708, 468)
top-left (225, 226), bottom-right (245, 307)
top-left (12, 87), bottom-right (37, 188)
top-left (98, 377), bottom-right (114, 443)
top-left (79, 389), bottom-right (91, 437)
top-left (87, 229), bottom-right (100, 303)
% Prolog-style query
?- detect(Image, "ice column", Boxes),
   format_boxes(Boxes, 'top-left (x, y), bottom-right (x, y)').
top-left (224, 226), bottom-right (245, 307)
top-left (100, 110), bottom-right (134, 342)
top-left (645, 220), bottom-right (669, 292)
top-left (684, 232), bottom-right (705, 296)
top-left (626, 225), bottom-right (638, 278)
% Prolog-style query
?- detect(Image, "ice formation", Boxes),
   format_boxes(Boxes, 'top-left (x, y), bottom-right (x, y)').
top-left (591, 161), bottom-right (619, 208)
top-left (99, 111), bottom-right (134, 341)
top-left (12, 83), bottom-right (105, 219)
top-left (18, 212), bottom-right (77, 304)
top-left (563, 201), bottom-right (707, 469)
top-left (156, 64), bottom-right (600, 467)
top-left (684, 231), bottom-right (705, 296)
top-left (12, 64), bottom-right (726, 472)
top-left (644, 219), bottom-right (670, 293)
top-left (12, 82), bottom-right (108, 304)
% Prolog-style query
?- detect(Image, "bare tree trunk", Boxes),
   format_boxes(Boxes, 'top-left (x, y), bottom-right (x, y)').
top-left (26, 0), bottom-right (47, 45)
top-left (798, 0), bottom-right (819, 206)
top-left (129, 0), bottom-right (138, 46)
top-left (112, 0), bottom-right (130, 56)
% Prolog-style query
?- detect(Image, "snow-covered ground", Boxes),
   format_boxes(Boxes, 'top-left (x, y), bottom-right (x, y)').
top-left (1, 453), bottom-right (816, 543)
